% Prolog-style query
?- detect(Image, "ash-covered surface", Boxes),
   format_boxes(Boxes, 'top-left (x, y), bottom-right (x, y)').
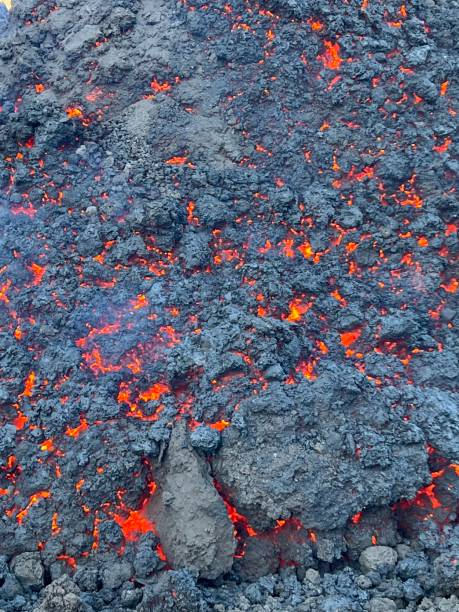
top-left (0, 0), bottom-right (458, 610)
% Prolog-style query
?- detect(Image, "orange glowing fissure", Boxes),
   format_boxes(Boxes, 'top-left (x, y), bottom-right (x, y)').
top-left (285, 298), bottom-right (313, 322)
top-left (150, 79), bottom-right (171, 93)
top-left (114, 506), bottom-right (156, 542)
top-left (57, 555), bottom-right (77, 569)
top-left (340, 327), bottom-right (362, 347)
top-left (165, 156), bottom-right (188, 165)
top-left (75, 322), bottom-right (121, 348)
top-left (441, 278), bottom-right (458, 294)
top-left (213, 480), bottom-right (257, 540)
top-left (138, 382), bottom-right (170, 402)
top-left (16, 491), bottom-right (51, 525)
top-left (66, 106), bottom-right (83, 119)
top-left (297, 358), bottom-right (318, 381)
top-left (307, 17), bottom-right (324, 31)
top-left (28, 262), bottom-right (46, 286)
top-left (318, 40), bottom-right (343, 70)
top-left (20, 371), bottom-right (36, 397)
top-left (111, 491), bottom-right (167, 567)
top-left (65, 417), bottom-right (89, 438)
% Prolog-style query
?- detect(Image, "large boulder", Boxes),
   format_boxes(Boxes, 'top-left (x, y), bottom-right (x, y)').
top-left (212, 372), bottom-right (429, 532)
top-left (146, 423), bottom-right (236, 579)
top-left (11, 552), bottom-right (44, 591)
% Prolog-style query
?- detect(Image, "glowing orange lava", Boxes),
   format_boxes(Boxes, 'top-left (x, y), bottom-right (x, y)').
top-left (340, 328), bottom-right (362, 347)
top-left (318, 41), bottom-right (343, 70)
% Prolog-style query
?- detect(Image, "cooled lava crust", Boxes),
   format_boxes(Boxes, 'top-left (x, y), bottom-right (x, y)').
top-left (0, 0), bottom-right (458, 610)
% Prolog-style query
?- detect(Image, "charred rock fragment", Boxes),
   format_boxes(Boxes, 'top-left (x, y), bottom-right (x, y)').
top-left (359, 546), bottom-right (398, 574)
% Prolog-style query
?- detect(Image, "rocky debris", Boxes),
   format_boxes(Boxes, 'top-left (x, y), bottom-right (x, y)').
top-left (419, 595), bottom-right (459, 612)
top-left (190, 425), bottom-right (221, 454)
top-left (34, 575), bottom-right (88, 612)
top-left (359, 546), bottom-right (398, 573)
top-left (147, 424), bottom-right (236, 579)
top-left (138, 570), bottom-right (207, 612)
top-left (10, 552), bottom-right (44, 591)
top-left (0, 0), bottom-right (457, 608)
top-left (369, 597), bottom-right (397, 612)
top-left (0, 5), bottom-right (8, 36)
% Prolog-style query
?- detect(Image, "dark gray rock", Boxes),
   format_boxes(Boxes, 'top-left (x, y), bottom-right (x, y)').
top-left (190, 425), bottom-right (220, 453)
top-left (100, 560), bottom-right (132, 590)
top-left (213, 379), bottom-right (428, 531)
top-left (412, 389), bottom-right (459, 462)
top-left (11, 552), bottom-right (44, 591)
top-left (234, 537), bottom-right (279, 581)
top-left (369, 598), bottom-right (397, 612)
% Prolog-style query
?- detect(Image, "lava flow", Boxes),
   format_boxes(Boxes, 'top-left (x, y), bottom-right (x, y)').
top-left (0, 0), bottom-right (458, 610)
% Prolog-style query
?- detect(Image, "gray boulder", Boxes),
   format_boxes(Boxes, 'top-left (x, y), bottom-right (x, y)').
top-left (34, 575), bottom-right (89, 612)
top-left (359, 546), bottom-right (398, 573)
top-left (11, 552), bottom-right (44, 591)
top-left (147, 423), bottom-right (236, 579)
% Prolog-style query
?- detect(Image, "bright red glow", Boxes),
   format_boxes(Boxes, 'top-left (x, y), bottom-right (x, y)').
top-left (340, 328), bottom-right (362, 347)
top-left (20, 371), bottom-right (36, 397)
top-left (209, 420), bottom-right (230, 431)
top-left (138, 382), bottom-right (170, 402)
top-left (65, 417), bottom-right (89, 438)
top-left (66, 106), bottom-right (83, 118)
top-left (150, 79), bottom-right (171, 93)
top-left (318, 41), bottom-right (343, 70)
top-left (165, 156), bottom-right (188, 165)
top-left (285, 298), bottom-right (313, 322)
top-left (441, 278), bottom-right (458, 293)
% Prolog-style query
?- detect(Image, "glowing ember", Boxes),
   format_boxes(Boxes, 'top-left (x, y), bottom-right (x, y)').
top-left (20, 371), bottom-right (36, 397)
top-left (66, 106), bottom-right (83, 118)
top-left (440, 81), bottom-right (449, 96)
top-left (340, 328), bottom-right (362, 347)
top-left (138, 382), bottom-right (170, 402)
top-left (150, 79), bottom-right (172, 93)
top-left (28, 262), bottom-right (46, 286)
top-left (318, 41), bottom-right (343, 70)
top-left (441, 278), bottom-right (458, 293)
top-left (209, 420), bottom-right (230, 431)
top-left (65, 417), bottom-right (89, 438)
top-left (114, 505), bottom-right (155, 542)
top-left (285, 298), bottom-right (313, 322)
top-left (165, 156), bottom-right (188, 165)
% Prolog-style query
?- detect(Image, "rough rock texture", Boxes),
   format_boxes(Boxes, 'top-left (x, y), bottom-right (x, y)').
top-left (359, 546), bottom-right (398, 573)
top-left (10, 552), bottom-right (44, 591)
top-left (213, 380), bottom-right (428, 531)
top-left (412, 389), bottom-right (459, 462)
top-left (147, 423), bottom-right (236, 579)
top-left (34, 575), bottom-right (87, 612)
top-left (369, 598), bottom-right (397, 612)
